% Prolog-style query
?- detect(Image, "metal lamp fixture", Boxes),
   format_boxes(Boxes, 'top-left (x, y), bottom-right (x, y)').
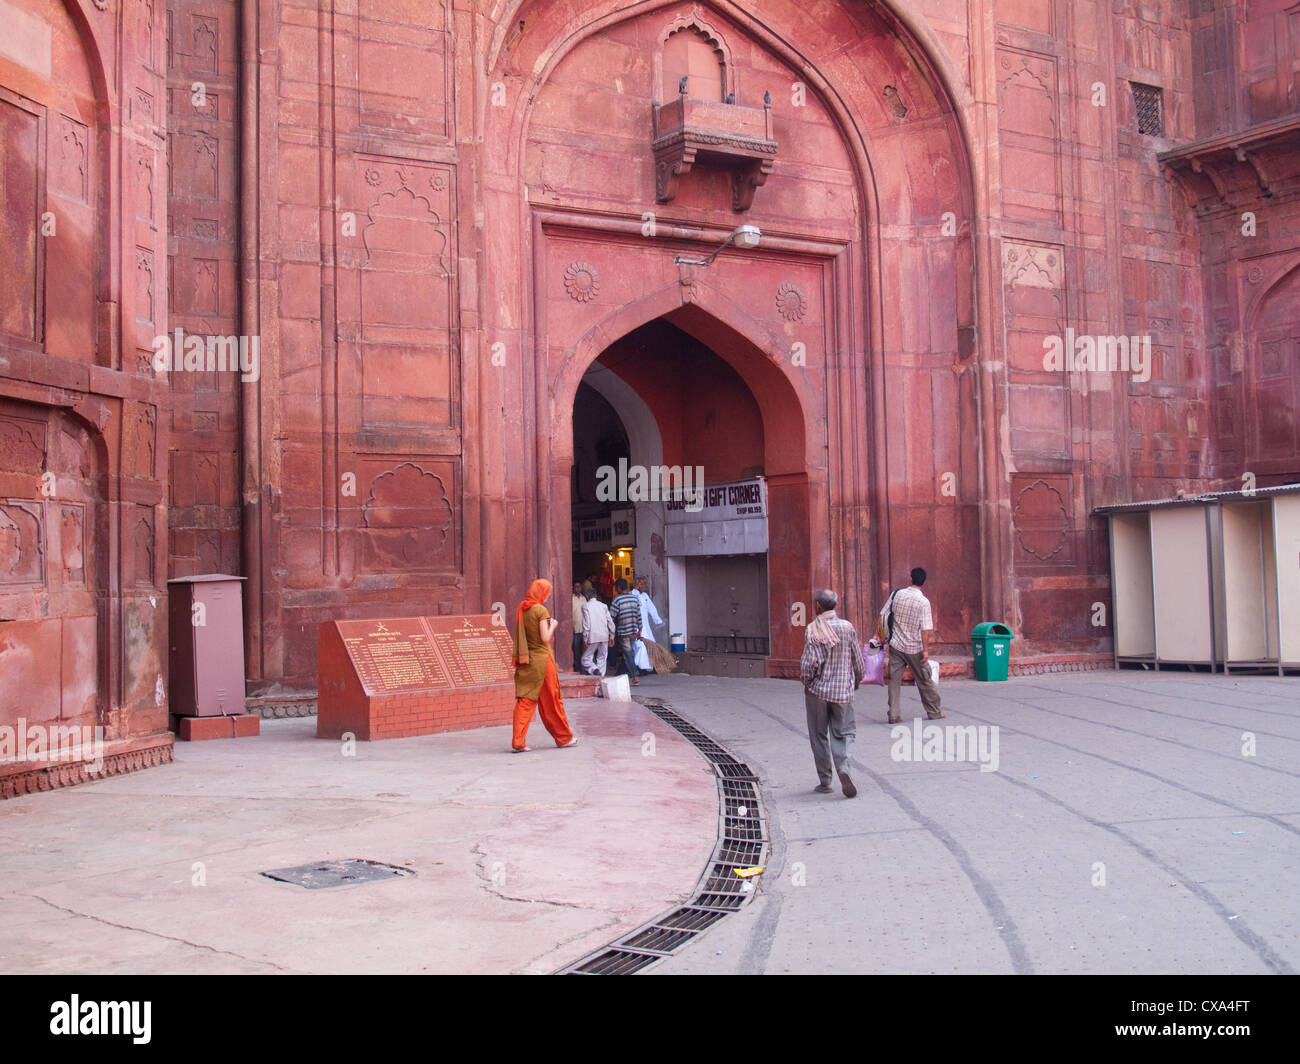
top-left (674, 224), bottom-right (761, 267)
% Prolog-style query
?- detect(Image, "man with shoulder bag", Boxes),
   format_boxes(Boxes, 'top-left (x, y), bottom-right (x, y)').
top-left (879, 567), bottom-right (945, 724)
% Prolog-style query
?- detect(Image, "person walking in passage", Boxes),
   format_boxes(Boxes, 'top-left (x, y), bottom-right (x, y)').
top-left (800, 588), bottom-right (865, 797)
top-left (881, 567), bottom-right (945, 724)
top-left (631, 576), bottom-right (664, 674)
top-left (609, 579), bottom-right (642, 686)
top-left (571, 580), bottom-right (585, 672)
top-left (512, 578), bottom-right (578, 752)
top-left (580, 587), bottom-right (614, 676)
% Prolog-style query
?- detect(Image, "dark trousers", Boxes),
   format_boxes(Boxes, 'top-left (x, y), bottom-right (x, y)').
top-left (614, 634), bottom-right (638, 678)
top-left (572, 632), bottom-right (584, 672)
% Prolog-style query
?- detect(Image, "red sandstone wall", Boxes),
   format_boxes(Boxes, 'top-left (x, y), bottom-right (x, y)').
top-left (5, 1), bottom-right (1293, 715)
top-left (165, 0), bottom-right (243, 580)
top-left (0, 0), bottom-right (169, 743)
top-left (130, 0), bottom-right (1300, 690)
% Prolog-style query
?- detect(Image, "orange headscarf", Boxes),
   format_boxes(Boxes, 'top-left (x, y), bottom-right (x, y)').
top-left (514, 578), bottom-right (552, 666)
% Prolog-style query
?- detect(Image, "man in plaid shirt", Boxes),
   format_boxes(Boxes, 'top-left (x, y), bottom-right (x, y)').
top-left (800, 588), bottom-right (866, 797)
top-left (880, 567), bottom-right (944, 723)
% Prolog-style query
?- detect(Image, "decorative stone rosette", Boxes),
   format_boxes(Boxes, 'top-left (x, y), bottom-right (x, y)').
top-left (775, 281), bottom-right (807, 321)
top-left (564, 261), bottom-right (600, 303)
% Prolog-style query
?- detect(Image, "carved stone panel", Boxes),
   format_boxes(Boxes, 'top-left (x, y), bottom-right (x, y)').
top-left (1011, 475), bottom-right (1075, 567)
top-left (349, 158), bottom-right (457, 432)
top-left (0, 502), bottom-right (44, 586)
top-left (0, 415), bottom-right (47, 475)
top-left (60, 504), bottom-right (85, 583)
top-left (359, 460), bottom-right (458, 573)
top-left (0, 90), bottom-right (43, 343)
top-left (133, 506), bottom-right (156, 587)
top-left (51, 114), bottom-right (89, 203)
top-left (996, 47), bottom-right (1061, 224)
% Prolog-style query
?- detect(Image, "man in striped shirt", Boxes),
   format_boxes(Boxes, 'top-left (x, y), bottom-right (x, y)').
top-left (800, 588), bottom-right (866, 797)
top-left (609, 579), bottom-right (642, 687)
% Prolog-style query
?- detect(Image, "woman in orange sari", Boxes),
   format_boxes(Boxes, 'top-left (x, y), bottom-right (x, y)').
top-left (512, 578), bottom-right (578, 752)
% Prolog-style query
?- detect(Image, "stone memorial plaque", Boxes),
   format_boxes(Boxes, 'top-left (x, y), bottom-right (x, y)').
top-left (336, 617), bottom-right (452, 695)
top-left (426, 615), bottom-right (514, 687)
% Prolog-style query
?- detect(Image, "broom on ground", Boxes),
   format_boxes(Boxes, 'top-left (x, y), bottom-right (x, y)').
top-left (644, 638), bottom-right (677, 674)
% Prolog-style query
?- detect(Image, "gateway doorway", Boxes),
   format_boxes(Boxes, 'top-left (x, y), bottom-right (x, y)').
top-left (570, 319), bottom-right (772, 677)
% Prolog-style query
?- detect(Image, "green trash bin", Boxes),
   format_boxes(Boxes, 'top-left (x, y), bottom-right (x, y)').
top-left (971, 622), bottom-right (1013, 681)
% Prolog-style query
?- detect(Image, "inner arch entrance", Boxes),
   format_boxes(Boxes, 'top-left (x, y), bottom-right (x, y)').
top-left (559, 311), bottom-right (812, 676)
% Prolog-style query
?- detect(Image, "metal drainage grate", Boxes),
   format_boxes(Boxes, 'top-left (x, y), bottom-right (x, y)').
top-left (656, 906), bottom-right (728, 932)
top-left (571, 949), bottom-right (661, 975)
top-left (558, 698), bottom-right (769, 973)
top-left (619, 926), bottom-right (698, 955)
top-left (715, 839), bottom-right (765, 865)
top-left (261, 859), bottom-right (412, 889)
top-left (721, 779), bottom-right (759, 800)
top-left (691, 890), bottom-right (748, 912)
top-left (703, 864), bottom-right (756, 894)
top-left (724, 816), bottom-right (766, 841)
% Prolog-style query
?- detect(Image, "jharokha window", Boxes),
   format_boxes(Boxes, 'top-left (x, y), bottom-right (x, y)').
top-left (663, 25), bottom-right (728, 101)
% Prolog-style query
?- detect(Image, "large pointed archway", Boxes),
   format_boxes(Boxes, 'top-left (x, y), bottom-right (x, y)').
top-left (553, 292), bottom-right (814, 673)
top-left (481, 0), bottom-right (987, 666)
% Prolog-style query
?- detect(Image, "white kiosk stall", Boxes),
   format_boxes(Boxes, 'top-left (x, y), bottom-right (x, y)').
top-left (1096, 485), bottom-right (1300, 674)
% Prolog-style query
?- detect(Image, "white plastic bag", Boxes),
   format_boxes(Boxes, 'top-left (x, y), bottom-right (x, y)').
top-left (599, 675), bottom-right (632, 701)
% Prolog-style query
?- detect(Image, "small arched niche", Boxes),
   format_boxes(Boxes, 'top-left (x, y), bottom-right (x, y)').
top-left (663, 25), bottom-right (728, 101)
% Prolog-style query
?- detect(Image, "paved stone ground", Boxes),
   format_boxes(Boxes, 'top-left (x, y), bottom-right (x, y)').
top-left (4, 670), bottom-right (1295, 976)
top-left (634, 669), bottom-right (1300, 975)
top-left (0, 698), bottom-right (716, 974)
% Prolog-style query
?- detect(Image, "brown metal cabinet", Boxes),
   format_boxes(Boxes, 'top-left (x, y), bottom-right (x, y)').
top-left (167, 575), bottom-right (247, 716)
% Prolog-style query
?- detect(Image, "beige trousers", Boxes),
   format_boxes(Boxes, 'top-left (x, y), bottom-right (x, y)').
top-left (887, 646), bottom-right (943, 720)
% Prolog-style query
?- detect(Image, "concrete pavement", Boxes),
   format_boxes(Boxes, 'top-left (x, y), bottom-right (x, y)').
top-left (3, 668), bottom-right (1295, 975)
top-left (0, 697), bottom-right (716, 974)
top-left (633, 669), bottom-right (1300, 974)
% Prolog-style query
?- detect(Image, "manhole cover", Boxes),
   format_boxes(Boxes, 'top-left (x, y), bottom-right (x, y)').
top-left (261, 859), bottom-right (412, 889)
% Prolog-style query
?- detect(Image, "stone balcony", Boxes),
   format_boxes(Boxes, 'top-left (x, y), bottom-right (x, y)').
top-left (1159, 114), bottom-right (1300, 212)
top-left (651, 94), bottom-right (779, 211)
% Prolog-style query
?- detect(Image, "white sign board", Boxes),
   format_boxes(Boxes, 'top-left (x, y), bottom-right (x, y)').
top-left (664, 478), bottom-right (767, 524)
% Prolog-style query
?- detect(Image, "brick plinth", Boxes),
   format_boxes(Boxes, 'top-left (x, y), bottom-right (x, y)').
top-left (317, 685), bottom-right (514, 741)
top-left (174, 715), bottom-right (261, 741)
top-left (317, 620), bottom-right (514, 741)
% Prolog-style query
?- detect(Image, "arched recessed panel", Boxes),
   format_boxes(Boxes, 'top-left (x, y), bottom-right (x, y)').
top-left (664, 26), bottom-right (726, 101)
top-left (1248, 263), bottom-right (1300, 475)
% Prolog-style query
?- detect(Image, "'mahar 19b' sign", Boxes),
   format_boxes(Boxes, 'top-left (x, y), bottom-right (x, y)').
top-left (665, 478), bottom-right (767, 524)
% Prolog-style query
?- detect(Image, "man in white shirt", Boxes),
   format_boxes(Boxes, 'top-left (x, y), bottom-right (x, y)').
top-left (879, 567), bottom-right (945, 723)
top-left (632, 576), bottom-right (663, 673)
top-left (571, 581), bottom-right (585, 672)
top-left (580, 588), bottom-right (614, 676)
